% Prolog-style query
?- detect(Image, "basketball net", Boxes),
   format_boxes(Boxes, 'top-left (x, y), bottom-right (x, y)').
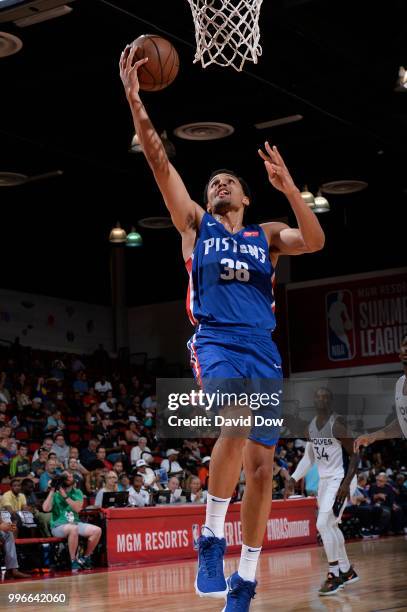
top-left (187, 0), bottom-right (263, 72)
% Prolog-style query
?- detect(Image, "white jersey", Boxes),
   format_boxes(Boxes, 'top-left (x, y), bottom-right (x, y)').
top-left (395, 375), bottom-right (407, 439)
top-left (308, 413), bottom-right (344, 479)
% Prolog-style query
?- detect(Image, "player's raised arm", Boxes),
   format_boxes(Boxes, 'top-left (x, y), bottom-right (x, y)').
top-left (119, 44), bottom-right (203, 234)
top-left (258, 142), bottom-right (325, 256)
top-left (354, 418), bottom-right (403, 451)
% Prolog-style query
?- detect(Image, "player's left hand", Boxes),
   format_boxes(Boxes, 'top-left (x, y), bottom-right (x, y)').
top-left (335, 482), bottom-right (350, 506)
top-left (258, 142), bottom-right (297, 194)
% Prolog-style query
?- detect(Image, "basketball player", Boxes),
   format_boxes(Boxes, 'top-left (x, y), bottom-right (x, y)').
top-left (354, 334), bottom-right (407, 450)
top-left (119, 44), bottom-right (325, 611)
top-left (285, 387), bottom-right (360, 595)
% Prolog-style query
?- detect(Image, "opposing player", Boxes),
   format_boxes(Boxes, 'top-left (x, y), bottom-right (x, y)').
top-left (286, 388), bottom-right (360, 595)
top-left (354, 334), bottom-right (407, 449)
top-left (120, 44), bottom-right (325, 611)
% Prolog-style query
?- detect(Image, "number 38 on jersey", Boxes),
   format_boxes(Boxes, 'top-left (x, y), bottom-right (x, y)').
top-left (220, 258), bottom-right (250, 282)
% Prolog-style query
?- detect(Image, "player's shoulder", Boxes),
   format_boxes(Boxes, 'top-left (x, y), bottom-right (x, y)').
top-left (260, 221), bottom-right (290, 237)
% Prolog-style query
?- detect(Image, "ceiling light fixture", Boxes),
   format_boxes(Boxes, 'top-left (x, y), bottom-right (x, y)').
top-left (0, 31), bottom-right (23, 57)
top-left (313, 191), bottom-right (330, 213)
top-left (109, 222), bottom-right (127, 244)
top-left (320, 180), bottom-right (368, 194)
top-left (173, 122), bottom-right (234, 141)
top-left (300, 185), bottom-right (315, 209)
top-left (126, 227), bottom-right (143, 248)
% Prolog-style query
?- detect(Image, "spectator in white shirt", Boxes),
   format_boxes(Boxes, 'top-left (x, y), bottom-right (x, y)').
top-left (161, 449), bottom-right (183, 477)
top-left (135, 459), bottom-right (161, 490)
top-left (128, 474), bottom-right (150, 507)
top-left (158, 477), bottom-right (183, 504)
top-left (187, 476), bottom-right (207, 504)
top-left (94, 378), bottom-right (112, 394)
top-left (130, 437), bottom-right (151, 466)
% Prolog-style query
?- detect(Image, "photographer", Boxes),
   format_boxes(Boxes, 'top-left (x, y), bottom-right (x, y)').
top-left (42, 471), bottom-right (101, 571)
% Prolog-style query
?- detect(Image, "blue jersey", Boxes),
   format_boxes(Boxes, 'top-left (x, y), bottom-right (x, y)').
top-left (186, 212), bottom-right (276, 330)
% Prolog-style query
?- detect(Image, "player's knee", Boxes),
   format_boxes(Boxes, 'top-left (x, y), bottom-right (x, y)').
top-left (248, 463), bottom-right (273, 487)
top-left (316, 512), bottom-right (331, 533)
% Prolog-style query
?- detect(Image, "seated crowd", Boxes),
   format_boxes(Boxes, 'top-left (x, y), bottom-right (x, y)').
top-left (0, 342), bottom-right (406, 576)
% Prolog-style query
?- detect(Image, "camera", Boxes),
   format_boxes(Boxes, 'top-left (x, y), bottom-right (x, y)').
top-left (50, 475), bottom-right (69, 491)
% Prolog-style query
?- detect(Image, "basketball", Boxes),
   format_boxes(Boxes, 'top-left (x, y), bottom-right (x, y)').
top-left (132, 34), bottom-right (179, 92)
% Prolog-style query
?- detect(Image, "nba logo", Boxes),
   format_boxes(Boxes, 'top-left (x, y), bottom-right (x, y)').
top-left (326, 290), bottom-right (355, 361)
top-left (192, 524), bottom-right (200, 550)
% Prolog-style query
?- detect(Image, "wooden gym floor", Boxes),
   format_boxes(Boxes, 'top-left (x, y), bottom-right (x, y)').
top-left (0, 536), bottom-right (406, 611)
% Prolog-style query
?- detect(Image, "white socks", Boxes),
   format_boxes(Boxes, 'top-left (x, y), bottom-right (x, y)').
top-left (238, 544), bottom-right (261, 582)
top-left (329, 563), bottom-right (340, 577)
top-left (202, 495), bottom-right (231, 539)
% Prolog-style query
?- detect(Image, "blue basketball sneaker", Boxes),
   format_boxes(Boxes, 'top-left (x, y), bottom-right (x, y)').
top-left (194, 527), bottom-right (227, 598)
top-left (222, 572), bottom-right (257, 611)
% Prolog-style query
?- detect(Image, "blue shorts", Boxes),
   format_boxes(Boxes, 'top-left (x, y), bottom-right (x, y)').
top-left (187, 325), bottom-right (283, 447)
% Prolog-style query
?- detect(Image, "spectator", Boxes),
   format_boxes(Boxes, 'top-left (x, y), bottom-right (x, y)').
top-left (44, 408), bottom-right (65, 435)
top-left (0, 520), bottom-right (30, 579)
top-left (369, 472), bottom-right (404, 535)
top-left (20, 478), bottom-right (51, 537)
top-left (94, 471), bottom-right (118, 507)
top-left (80, 439), bottom-right (99, 470)
top-left (9, 443), bottom-right (31, 478)
top-left (1, 478), bottom-right (28, 514)
top-left (94, 377), bottom-right (112, 395)
top-left (130, 437), bottom-right (151, 465)
top-left (272, 459), bottom-right (290, 499)
top-left (142, 392), bottom-right (157, 412)
top-left (348, 474), bottom-right (381, 537)
top-left (31, 447), bottom-right (49, 477)
top-left (73, 372), bottom-right (89, 395)
top-left (161, 449), bottom-right (183, 478)
top-left (39, 458), bottom-right (60, 492)
top-left (43, 471), bottom-right (102, 571)
top-left (112, 460), bottom-right (125, 479)
top-left (85, 405), bottom-right (102, 428)
top-left (128, 474), bottom-right (150, 507)
top-left (125, 421), bottom-right (141, 444)
top-left (198, 456), bottom-right (210, 489)
top-left (65, 448), bottom-right (88, 475)
top-left (84, 460), bottom-right (106, 496)
top-left (162, 476), bottom-right (183, 504)
top-left (67, 458), bottom-right (85, 490)
top-left (25, 398), bottom-right (45, 437)
top-left (83, 387), bottom-right (98, 407)
top-left (32, 437), bottom-right (53, 462)
top-left (119, 473), bottom-right (131, 491)
top-left (134, 459), bottom-right (162, 491)
top-left (96, 446), bottom-right (112, 470)
top-left (52, 433), bottom-right (70, 466)
top-left (187, 476), bottom-right (207, 504)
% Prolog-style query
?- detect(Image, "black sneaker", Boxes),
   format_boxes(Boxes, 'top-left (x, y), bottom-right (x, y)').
top-left (339, 566), bottom-right (360, 585)
top-left (318, 573), bottom-right (343, 596)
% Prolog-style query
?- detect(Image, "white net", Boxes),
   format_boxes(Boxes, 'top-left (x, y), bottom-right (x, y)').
top-left (187, 0), bottom-right (264, 72)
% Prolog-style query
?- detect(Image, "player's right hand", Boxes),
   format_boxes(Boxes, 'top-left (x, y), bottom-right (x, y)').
top-left (354, 434), bottom-right (375, 451)
top-left (119, 44), bottom-right (149, 102)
